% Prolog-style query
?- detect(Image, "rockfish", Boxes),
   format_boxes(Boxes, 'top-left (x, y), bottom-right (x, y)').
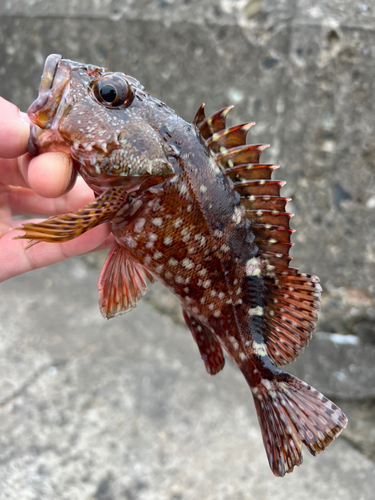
top-left (19, 54), bottom-right (347, 476)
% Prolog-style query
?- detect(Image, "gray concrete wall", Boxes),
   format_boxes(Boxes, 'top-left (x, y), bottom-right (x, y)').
top-left (1, 1), bottom-right (375, 498)
top-left (1, 0), bottom-right (375, 336)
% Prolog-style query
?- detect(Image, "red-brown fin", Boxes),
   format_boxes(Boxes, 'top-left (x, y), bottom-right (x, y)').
top-left (182, 309), bottom-right (225, 375)
top-left (141, 267), bottom-right (157, 283)
top-left (16, 187), bottom-right (127, 245)
top-left (192, 103), bottom-right (206, 128)
top-left (216, 144), bottom-right (270, 168)
top-left (262, 270), bottom-right (321, 365)
top-left (198, 106), bottom-right (234, 140)
top-left (98, 241), bottom-right (147, 319)
top-left (206, 123), bottom-right (255, 153)
top-left (251, 373), bottom-right (347, 477)
top-left (196, 109), bottom-right (321, 364)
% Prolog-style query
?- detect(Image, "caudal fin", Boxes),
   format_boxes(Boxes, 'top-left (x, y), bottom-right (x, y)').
top-left (251, 374), bottom-right (347, 477)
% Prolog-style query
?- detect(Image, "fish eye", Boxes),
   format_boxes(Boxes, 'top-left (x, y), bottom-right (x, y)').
top-left (92, 74), bottom-right (133, 108)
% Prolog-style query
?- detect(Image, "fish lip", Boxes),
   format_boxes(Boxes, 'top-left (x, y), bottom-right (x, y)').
top-left (28, 54), bottom-right (62, 118)
top-left (27, 54), bottom-right (72, 156)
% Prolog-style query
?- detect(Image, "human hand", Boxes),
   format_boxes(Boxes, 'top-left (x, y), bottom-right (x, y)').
top-left (0, 97), bottom-right (112, 283)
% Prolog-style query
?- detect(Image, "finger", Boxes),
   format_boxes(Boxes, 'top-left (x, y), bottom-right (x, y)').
top-left (0, 155), bottom-right (31, 189)
top-left (7, 176), bottom-right (94, 216)
top-left (0, 97), bottom-right (30, 159)
top-left (0, 221), bottom-right (111, 283)
top-left (27, 152), bottom-right (76, 198)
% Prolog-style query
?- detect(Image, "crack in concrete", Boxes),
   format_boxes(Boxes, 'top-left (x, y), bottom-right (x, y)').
top-left (0, 359), bottom-right (68, 408)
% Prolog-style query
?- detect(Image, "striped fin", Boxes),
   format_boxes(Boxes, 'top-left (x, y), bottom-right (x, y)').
top-left (98, 241), bottom-right (148, 319)
top-left (206, 123), bottom-right (255, 153)
top-left (252, 373), bottom-right (347, 476)
top-left (192, 104), bottom-right (322, 366)
top-left (16, 187), bottom-right (127, 245)
top-left (194, 105), bottom-right (233, 140)
top-left (262, 269), bottom-right (322, 365)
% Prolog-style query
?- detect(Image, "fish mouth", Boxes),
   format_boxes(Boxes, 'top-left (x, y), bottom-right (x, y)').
top-left (27, 54), bottom-right (72, 156)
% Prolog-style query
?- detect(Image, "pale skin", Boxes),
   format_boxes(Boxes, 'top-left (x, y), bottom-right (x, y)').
top-left (0, 97), bottom-right (112, 283)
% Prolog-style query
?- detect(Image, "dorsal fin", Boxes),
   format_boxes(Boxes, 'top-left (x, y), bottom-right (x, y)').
top-left (197, 106), bottom-right (233, 140)
top-left (192, 103), bottom-right (206, 128)
top-left (192, 104), bottom-right (321, 366)
top-left (206, 123), bottom-right (255, 153)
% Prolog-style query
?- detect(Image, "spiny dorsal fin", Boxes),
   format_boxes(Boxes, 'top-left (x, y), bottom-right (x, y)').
top-left (193, 105), bottom-right (322, 366)
top-left (192, 103), bottom-right (206, 128)
top-left (197, 105), bottom-right (233, 140)
top-left (206, 123), bottom-right (255, 153)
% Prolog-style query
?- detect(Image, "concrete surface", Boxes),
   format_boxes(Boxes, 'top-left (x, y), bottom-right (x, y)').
top-left (1, 0), bottom-right (375, 497)
top-left (1, 0), bottom-right (375, 336)
top-left (0, 259), bottom-right (374, 500)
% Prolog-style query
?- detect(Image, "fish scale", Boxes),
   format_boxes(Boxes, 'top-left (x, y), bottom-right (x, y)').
top-left (17, 54), bottom-right (347, 477)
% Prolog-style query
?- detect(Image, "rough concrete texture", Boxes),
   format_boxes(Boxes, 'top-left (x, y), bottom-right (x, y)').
top-left (1, 0), bottom-right (375, 497)
top-left (1, 0), bottom-right (375, 335)
top-left (0, 261), bottom-right (375, 499)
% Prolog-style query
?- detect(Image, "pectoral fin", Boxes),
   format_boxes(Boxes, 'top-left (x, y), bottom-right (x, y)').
top-left (16, 187), bottom-right (127, 245)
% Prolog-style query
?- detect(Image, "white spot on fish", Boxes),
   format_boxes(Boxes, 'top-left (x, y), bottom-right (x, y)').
top-left (248, 306), bottom-right (264, 316)
top-left (168, 258), bottom-right (178, 266)
top-left (153, 251), bottom-right (162, 260)
top-left (203, 280), bottom-right (211, 289)
top-left (213, 310), bottom-right (221, 317)
top-left (246, 257), bottom-right (262, 277)
top-left (229, 336), bottom-right (239, 350)
top-left (152, 218), bottom-right (163, 227)
top-left (163, 236), bottom-right (173, 246)
top-left (133, 218), bottom-right (146, 233)
top-left (253, 341), bottom-right (267, 356)
top-left (174, 218), bottom-right (183, 228)
top-left (200, 184), bottom-right (207, 193)
top-left (182, 258), bottom-right (194, 270)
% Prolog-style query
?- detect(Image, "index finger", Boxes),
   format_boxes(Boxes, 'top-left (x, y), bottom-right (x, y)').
top-left (0, 97), bottom-right (30, 159)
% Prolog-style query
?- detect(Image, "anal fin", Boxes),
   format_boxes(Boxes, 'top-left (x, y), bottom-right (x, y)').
top-left (182, 309), bottom-right (225, 375)
top-left (98, 241), bottom-right (148, 319)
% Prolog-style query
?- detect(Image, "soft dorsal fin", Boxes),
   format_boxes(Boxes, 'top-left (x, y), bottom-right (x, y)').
top-left (182, 309), bottom-right (225, 375)
top-left (98, 241), bottom-right (148, 319)
top-left (193, 104), bottom-right (321, 365)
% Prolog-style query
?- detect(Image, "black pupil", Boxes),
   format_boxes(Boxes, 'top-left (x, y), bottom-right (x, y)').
top-left (100, 84), bottom-right (117, 103)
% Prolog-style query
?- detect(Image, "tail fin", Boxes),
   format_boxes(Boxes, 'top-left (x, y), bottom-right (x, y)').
top-left (251, 374), bottom-right (347, 477)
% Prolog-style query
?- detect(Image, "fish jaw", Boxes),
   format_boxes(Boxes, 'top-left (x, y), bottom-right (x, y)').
top-left (27, 54), bottom-right (105, 156)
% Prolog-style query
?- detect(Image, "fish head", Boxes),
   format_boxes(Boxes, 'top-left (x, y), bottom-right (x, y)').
top-left (28, 54), bottom-right (177, 192)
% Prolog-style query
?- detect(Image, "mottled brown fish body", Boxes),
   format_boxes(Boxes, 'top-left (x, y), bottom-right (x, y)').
top-left (18, 54), bottom-right (347, 477)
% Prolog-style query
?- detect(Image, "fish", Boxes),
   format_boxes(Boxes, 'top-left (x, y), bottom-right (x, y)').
top-left (18, 54), bottom-right (347, 476)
